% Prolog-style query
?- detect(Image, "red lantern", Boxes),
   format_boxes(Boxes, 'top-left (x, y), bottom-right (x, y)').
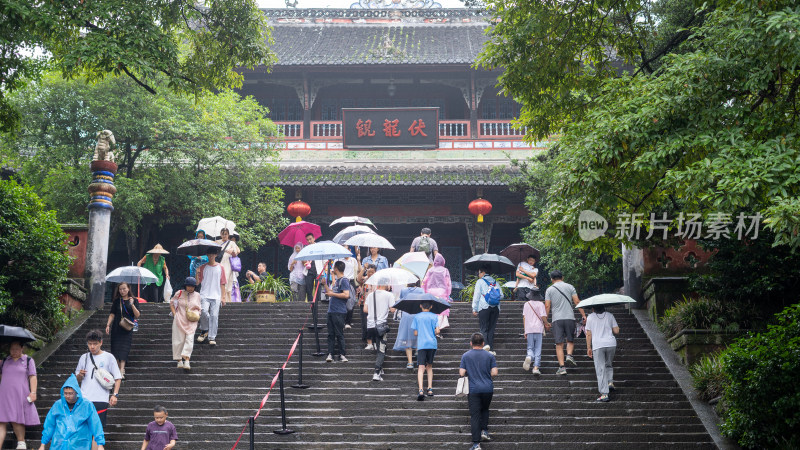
top-left (469, 198), bottom-right (492, 223)
top-left (287, 200), bottom-right (311, 222)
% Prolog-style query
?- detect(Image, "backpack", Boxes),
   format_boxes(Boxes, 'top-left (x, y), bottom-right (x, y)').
top-left (417, 236), bottom-right (432, 255)
top-left (482, 277), bottom-right (502, 306)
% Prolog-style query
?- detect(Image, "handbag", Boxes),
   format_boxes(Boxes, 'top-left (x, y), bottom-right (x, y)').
top-left (85, 353), bottom-right (115, 390)
top-left (229, 256), bottom-right (242, 273)
top-left (177, 290), bottom-right (201, 322)
top-left (455, 376), bottom-right (469, 397)
top-left (119, 299), bottom-right (135, 331)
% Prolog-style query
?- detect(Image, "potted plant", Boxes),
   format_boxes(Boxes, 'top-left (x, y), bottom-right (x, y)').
top-left (241, 273), bottom-right (291, 303)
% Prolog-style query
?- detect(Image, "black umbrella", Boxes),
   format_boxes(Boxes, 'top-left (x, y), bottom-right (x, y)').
top-left (392, 292), bottom-right (451, 315)
top-left (499, 243), bottom-right (541, 266)
top-left (176, 239), bottom-right (223, 257)
top-left (464, 253), bottom-right (516, 274)
top-left (0, 325), bottom-right (37, 344)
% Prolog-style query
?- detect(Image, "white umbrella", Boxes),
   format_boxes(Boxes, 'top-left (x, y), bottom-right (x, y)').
top-left (503, 281), bottom-right (518, 288)
top-left (329, 216), bottom-right (377, 229)
top-left (294, 240), bottom-right (352, 261)
top-left (575, 293), bottom-right (637, 309)
top-left (332, 225), bottom-right (375, 245)
top-left (197, 216), bottom-right (236, 238)
top-left (106, 266), bottom-right (158, 284)
top-left (365, 268), bottom-right (419, 286)
top-left (344, 233), bottom-right (395, 250)
top-left (393, 251), bottom-right (431, 280)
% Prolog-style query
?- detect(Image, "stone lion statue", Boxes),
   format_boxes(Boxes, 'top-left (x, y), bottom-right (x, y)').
top-left (93, 130), bottom-right (115, 162)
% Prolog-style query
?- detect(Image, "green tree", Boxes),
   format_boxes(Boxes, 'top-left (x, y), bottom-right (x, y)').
top-left (3, 74), bottom-right (288, 260)
top-left (479, 0), bottom-right (800, 252)
top-left (509, 151), bottom-right (623, 295)
top-left (0, 180), bottom-right (72, 339)
top-left (0, 0), bottom-right (275, 132)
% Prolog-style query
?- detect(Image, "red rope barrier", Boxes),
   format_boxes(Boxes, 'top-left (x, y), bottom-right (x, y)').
top-left (231, 262), bottom-right (329, 449)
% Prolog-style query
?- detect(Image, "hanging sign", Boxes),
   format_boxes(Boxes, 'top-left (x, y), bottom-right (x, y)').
top-left (342, 107), bottom-right (439, 149)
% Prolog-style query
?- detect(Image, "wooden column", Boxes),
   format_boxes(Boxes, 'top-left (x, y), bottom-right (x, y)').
top-left (469, 73), bottom-right (478, 138)
top-left (303, 73), bottom-right (311, 140)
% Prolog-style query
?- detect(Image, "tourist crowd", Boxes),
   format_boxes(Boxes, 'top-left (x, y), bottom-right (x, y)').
top-left (0, 227), bottom-right (618, 450)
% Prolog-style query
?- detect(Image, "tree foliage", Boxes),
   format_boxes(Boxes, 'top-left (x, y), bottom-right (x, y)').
top-left (479, 0), bottom-right (800, 252)
top-left (509, 150), bottom-right (623, 295)
top-left (2, 74), bottom-right (288, 260)
top-left (0, 180), bottom-right (72, 338)
top-left (0, 0), bottom-right (275, 132)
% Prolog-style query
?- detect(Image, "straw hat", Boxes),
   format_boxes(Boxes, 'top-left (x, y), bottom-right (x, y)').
top-left (146, 243), bottom-right (170, 255)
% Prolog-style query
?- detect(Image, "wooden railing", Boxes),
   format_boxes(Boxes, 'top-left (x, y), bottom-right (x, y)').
top-left (275, 122), bottom-right (303, 139)
top-left (274, 120), bottom-right (526, 140)
top-left (311, 121), bottom-right (343, 139)
top-left (478, 120), bottom-right (527, 137)
top-left (439, 120), bottom-right (470, 138)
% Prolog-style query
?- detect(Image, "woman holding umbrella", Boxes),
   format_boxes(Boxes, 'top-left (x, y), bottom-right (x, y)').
top-left (104, 282), bottom-right (140, 379)
top-left (216, 228), bottom-right (240, 304)
top-left (137, 244), bottom-right (170, 303)
top-left (422, 253), bottom-right (452, 333)
top-left (0, 339), bottom-right (40, 449)
top-left (188, 230), bottom-right (209, 277)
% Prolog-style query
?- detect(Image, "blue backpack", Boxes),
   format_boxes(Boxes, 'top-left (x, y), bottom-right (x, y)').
top-left (483, 277), bottom-right (502, 306)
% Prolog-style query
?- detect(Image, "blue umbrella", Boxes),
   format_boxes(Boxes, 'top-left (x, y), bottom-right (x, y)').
top-left (392, 291), bottom-right (451, 315)
top-left (294, 240), bottom-right (352, 261)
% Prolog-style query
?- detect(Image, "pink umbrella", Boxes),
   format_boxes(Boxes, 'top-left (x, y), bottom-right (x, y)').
top-left (278, 221), bottom-right (322, 247)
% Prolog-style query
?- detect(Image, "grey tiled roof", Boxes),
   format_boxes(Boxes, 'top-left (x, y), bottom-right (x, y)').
top-left (269, 24), bottom-right (490, 66)
top-left (274, 164), bottom-right (516, 186)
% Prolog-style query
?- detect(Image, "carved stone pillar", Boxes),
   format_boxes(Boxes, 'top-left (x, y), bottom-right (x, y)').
top-left (86, 131), bottom-right (117, 310)
top-left (465, 218), bottom-right (493, 255)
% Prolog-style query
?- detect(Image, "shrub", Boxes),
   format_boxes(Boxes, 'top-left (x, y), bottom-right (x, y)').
top-left (658, 296), bottom-right (749, 337)
top-left (719, 303), bottom-right (800, 448)
top-left (460, 275), bottom-right (510, 302)
top-left (690, 353), bottom-right (727, 402)
top-left (0, 180), bottom-right (71, 339)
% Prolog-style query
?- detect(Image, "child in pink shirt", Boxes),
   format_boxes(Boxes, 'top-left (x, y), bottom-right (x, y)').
top-left (522, 295), bottom-right (550, 375)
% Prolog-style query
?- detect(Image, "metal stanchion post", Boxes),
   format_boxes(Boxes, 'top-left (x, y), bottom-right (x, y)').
top-left (249, 416), bottom-right (255, 450)
top-left (273, 369), bottom-right (295, 435)
top-left (292, 329), bottom-right (310, 389)
top-left (312, 296), bottom-right (325, 356)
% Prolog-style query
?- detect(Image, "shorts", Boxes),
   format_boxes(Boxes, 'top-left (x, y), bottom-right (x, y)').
top-left (417, 348), bottom-right (437, 366)
top-left (92, 401), bottom-right (109, 427)
top-left (552, 319), bottom-right (576, 344)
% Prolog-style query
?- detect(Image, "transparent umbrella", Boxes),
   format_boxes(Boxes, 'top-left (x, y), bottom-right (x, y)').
top-left (333, 225), bottom-right (375, 245)
top-left (365, 268), bottom-right (419, 286)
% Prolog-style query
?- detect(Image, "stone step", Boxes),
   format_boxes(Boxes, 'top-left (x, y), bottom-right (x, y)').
top-left (18, 301), bottom-right (713, 449)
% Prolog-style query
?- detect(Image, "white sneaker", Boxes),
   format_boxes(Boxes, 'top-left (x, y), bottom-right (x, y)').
top-left (183, 360), bottom-right (191, 370)
top-left (16, 442), bottom-right (27, 449)
top-left (365, 344), bottom-right (374, 350)
top-left (196, 332), bottom-right (207, 343)
top-left (372, 372), bottom-right (382, 381)
top-left (522, 356), bottom-right (532, 371)
top-left (339, 355), bottom-right (349, 362)
top-left (177, 360), bottom-right (185, 369)
top-left (208, 340), bottom-right (217, 346)
top-left (344, 324), bottom-right (352, 329)
top-left (532, 368), bottom-right (541, 375)
top-left (326, 354), bottom-right (333, 362)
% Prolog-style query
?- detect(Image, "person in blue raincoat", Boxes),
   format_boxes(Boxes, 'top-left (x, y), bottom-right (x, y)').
top-left (38, 374), bottom-right (105, 450)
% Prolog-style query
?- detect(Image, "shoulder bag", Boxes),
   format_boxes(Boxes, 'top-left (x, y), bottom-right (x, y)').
top-left (215, 241), bottom-right (231, 263)
top-left (119, 299), bottom-right (135, 331)
top-left (525, 301), bottom-right (546, 337)
top-left (552, 285), bottom-right (585, 338)
top-left (455, 375), bottom-right (469, 397)
top-left (85, 353), bottom-right (115, 390)
top-left (343, 278), bottom-right (357, 311)
top-left (372, 292), bottom-right (390, 336)
top-left (177, 290), bottom-right (201, 322)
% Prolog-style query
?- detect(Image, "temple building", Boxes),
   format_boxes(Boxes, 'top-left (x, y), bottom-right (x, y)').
top-left (233, 6), bottom-right (546, 282)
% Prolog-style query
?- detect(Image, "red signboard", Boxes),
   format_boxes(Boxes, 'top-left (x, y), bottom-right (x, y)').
top-left (342, 107), bottom-right (439, 149)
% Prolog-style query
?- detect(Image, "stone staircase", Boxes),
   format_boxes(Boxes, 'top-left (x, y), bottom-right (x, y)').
top-left (18, 301), bottom-right (715, 449)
